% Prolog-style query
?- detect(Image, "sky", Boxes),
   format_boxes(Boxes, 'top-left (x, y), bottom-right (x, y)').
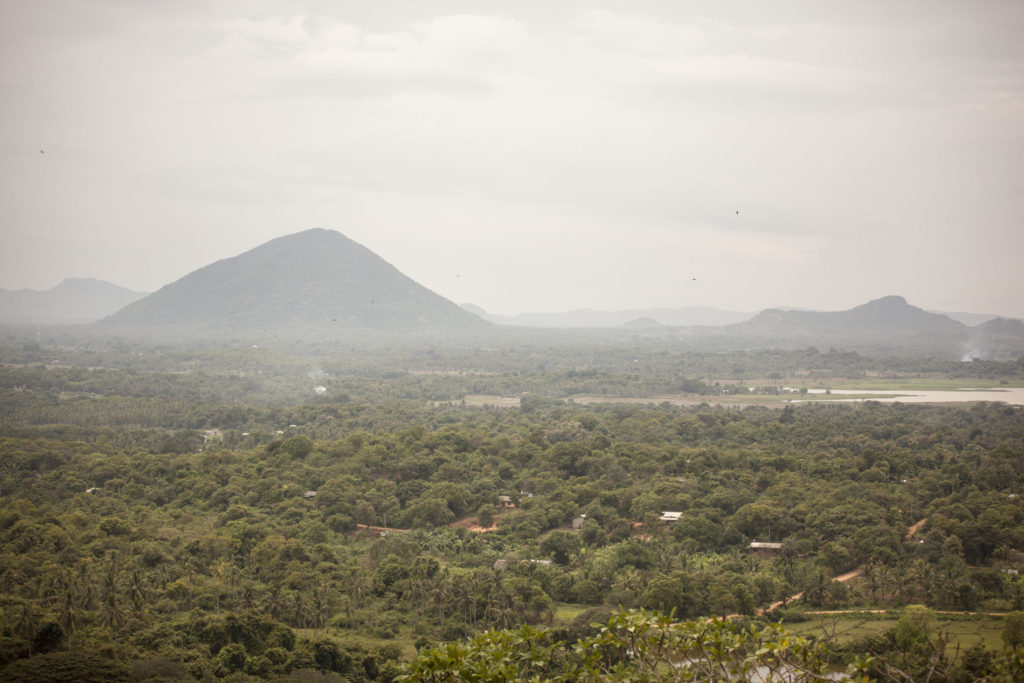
top-left (1, 0), bottom-right (1022, 317)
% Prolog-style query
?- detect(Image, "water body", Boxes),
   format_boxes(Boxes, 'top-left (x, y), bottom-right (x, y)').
top-left (804, 388), bottom-right (1024, 406)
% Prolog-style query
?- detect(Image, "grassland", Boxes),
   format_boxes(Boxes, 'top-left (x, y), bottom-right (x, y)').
top-left (784, 610), bottom-right (1006, 657)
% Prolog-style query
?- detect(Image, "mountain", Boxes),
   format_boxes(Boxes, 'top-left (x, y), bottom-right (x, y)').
top-left (708, 295), bottom-right (971, 354)
top-left (734, 296), bottom-right (965, 337)
top-left (965, 318), bottom-right (1024, 360)
top-left (930, 310), bottom-right (1003, 327)
top-left (618, 317), bottom-right (665, 329)
top-left (460, 305), bottom-right (752, 328)
top-left (0, 278), bottom-right (147, 324)
top-left (101, 229), bottom-right (487, 335)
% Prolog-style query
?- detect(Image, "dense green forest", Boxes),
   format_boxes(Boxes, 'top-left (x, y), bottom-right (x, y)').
top-left (1, 334), bottom-right (1023, 680)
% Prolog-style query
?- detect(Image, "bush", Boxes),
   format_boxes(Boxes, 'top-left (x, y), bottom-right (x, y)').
top-left (218, 643), bottom-right (247, 673)
top-left (2, 651), bottom-right (130, 682)
top-left (128, 656), bottom-right (187, 681)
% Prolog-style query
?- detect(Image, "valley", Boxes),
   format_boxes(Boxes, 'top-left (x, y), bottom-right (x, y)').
top-left (0, 231), bottom-right (1022, 681)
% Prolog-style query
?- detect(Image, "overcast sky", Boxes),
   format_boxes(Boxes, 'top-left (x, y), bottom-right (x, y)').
top-left (1, 1), bottom-right (1022, 317)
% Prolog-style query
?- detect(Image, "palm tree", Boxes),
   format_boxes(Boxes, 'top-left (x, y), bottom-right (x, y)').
top-left (127, 570), bottom-right (148, 619)
top-left (58, 590), bottom-right (76, 642)
top-left (75, 560), bottom-right (94, 610)
top-left (425, 571), bottom-right (451, 631)
top-left (13, 601), bottom-right (38, 647)
top-left (238, 582), bottom-right (257, 611)
top-left (311, 582), bottom-right (331, 637)
top-left (184, 558), bottom-right (195, 610)
top-left (0, 568), bottom-right (19, 595)
top-left (101, 556), bottom-right (122, 630)
top-left (483, 571), bottom-right (515, 629)
top-left (344, 567), bottom-right (369, 609)
top-left (264, 585), bottom-right (284, 621)
top-left (212, 558), bottom-right (231, 616)
top-left (890, 561), bottom-right (910, 605)
top-left (292, 593), bottom-right (309, 630)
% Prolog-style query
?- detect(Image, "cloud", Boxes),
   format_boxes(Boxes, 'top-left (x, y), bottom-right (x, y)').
top-left (210, 13), bottom-right (531, 100)
top-left (0, 1), bottom-right (1022, 316)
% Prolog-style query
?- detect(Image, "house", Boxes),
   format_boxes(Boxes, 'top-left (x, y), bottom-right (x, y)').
top-left (659, 511), bottom-right (683, 522)
top-left (303, 490), bottom-right (317, 499)
top-left (572, 514), bottom-right (587, 529)
top-left (497, 495), bottom-right (515, 508)
top-left (748, 541), bottom-right (783, 555)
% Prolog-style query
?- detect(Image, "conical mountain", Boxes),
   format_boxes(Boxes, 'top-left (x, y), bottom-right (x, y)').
top-left (102, 229), bottom-right (487, 334)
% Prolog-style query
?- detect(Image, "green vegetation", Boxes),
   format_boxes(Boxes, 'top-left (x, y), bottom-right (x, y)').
top-left (786, 610), bottom-right (1007, 657)
top-left (1, 332), bottom-right (1023, 680)
top-left (398, 608), bottom-right (1024, 682)
top-left (399, 609), bottom-right (837, 681)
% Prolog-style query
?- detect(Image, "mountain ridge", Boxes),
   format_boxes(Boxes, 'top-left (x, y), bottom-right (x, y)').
top-left (460, 304), bottom-right (753, 328)
top-left (728, 295), bottom-right (966, 336)
top-left (0, 278), bottom-right (147, 324)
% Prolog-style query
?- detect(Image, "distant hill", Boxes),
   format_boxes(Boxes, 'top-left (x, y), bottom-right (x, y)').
top-left (733, 296), bottom-right (965, 337)
top-left (965, 318), bottom-right (1024, 360)
top-left (101, 229), bottom-right (487, 335)
top-left (460, 305), bottom-right (752, 328)
top-left (0, 278), bottom-right (147, 324)
top-left (709, 295), bottom-right (973, 355)
top-left (619, 317), bottom-right (665, 329)
top-left (462, 297), bottom-right (1024, 357)
top-left (930, 310), bottom-right (1003, 327)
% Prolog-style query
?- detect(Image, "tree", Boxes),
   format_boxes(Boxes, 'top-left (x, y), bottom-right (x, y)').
top-left (894, 604), bottom-right (935, 651)
top-left (280, 435), bottom-right (314, 460)
top-left (540, 530), bottom-right (581, 566)
top-left (404, 497), bottom-right (455, 528)
top-left (218, 643), bottom-right (247, 673)
top-left (32, 622), bottom-right (64, 654)
top-left (1003, 611), bottom-right (1024, 650)
top-left (638, 576), bottom-right (685, 615)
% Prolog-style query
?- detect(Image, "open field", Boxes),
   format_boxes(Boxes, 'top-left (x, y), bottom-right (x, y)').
top-left (436, 394), bottom-right (522, 407)
top-left (553, 603), bottom-right (593, 627)
top-left (568, 392), bottom-right (910, 408)
top-left (784, 611), bottom-right (1006, 656)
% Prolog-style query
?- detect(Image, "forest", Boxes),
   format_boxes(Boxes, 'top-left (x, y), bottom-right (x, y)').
top-left (1, 329), bottom-right (1023, 681)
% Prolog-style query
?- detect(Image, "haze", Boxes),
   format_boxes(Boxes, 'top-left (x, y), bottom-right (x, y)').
top-left (1, 0), bottom-right (1022, 318)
